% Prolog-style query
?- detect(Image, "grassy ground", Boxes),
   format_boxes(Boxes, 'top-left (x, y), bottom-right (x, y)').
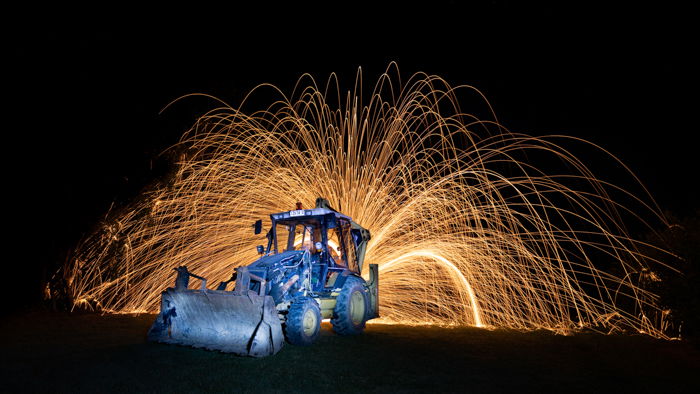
top-left (1, 311), bottom-right (699, 393)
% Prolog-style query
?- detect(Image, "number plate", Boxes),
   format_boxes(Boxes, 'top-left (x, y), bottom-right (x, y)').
top-left (289, 209), bottom-right (305, 217)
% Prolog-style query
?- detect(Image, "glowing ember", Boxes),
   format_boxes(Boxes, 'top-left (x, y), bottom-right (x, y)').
top-left (53, 65), bottom-right (677, 338)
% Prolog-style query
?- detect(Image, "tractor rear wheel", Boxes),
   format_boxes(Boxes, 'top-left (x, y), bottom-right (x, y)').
top-left (284, 296), bottom-right (321, 346)
top-left (331, 276), bottom-right (368, 335)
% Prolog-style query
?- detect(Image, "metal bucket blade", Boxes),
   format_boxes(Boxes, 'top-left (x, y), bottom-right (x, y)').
top-left (148, 289), bottom-right (284, 357)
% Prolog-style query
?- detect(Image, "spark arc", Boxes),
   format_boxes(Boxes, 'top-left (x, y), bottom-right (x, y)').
top-left (55, 65), bottom-right (676, 338)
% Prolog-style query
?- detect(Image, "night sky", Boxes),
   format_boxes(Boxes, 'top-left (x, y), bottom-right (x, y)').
top-left (6, 3), bottom-right (695, 311)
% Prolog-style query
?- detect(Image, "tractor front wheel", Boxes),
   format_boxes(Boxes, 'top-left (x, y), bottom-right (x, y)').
top-left (284, 296), bottom-right (321, 346)
top-left (331, 277), bottom-right (368, 335)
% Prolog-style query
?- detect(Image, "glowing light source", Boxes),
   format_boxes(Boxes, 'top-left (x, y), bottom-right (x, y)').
top-left (51, 64), bottom-right (677, 339)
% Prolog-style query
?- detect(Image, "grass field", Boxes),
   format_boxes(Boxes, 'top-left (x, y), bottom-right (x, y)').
top-left (1, 311), bottom-right (699, 393)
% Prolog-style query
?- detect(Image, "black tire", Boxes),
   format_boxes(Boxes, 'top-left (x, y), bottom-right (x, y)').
top-left (284, 296), bottom-right (321, 346)
top-left (331, 276), bottom-right (368, 335)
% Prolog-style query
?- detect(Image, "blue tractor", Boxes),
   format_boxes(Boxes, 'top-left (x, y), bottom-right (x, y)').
top-left (148, 198), bottom-right (378, 357)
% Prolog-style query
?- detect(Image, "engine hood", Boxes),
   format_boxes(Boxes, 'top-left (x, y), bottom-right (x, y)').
top-left (249, 250), bottom-right (305, 270)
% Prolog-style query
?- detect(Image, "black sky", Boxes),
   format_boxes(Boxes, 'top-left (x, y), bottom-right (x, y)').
top-left (6, 3), bottom-right (697, 310)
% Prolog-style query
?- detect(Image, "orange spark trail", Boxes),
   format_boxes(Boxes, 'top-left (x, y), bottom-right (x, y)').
top-left (51, 64), bottom-right (678, 339)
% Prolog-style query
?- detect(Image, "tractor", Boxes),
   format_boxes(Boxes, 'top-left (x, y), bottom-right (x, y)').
top-left (147, 198), bottom-right (378, 356)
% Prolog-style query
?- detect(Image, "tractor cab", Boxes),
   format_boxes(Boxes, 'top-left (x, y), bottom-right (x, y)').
top-left (265, 204), bottom-right (364, 291)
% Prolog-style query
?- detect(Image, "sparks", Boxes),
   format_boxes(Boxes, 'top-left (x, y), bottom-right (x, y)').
top-left (52, 64), bottom-right (677, 339)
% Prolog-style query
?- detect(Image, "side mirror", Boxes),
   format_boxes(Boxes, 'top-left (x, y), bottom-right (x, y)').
top-left (256, 245), bottom-right (265, 255)
top-left (253, 219), bottom-right (263, 235)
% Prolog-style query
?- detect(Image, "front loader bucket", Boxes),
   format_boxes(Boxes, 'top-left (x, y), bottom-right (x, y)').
top-left (147, 288), bottom-right (284, 357)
